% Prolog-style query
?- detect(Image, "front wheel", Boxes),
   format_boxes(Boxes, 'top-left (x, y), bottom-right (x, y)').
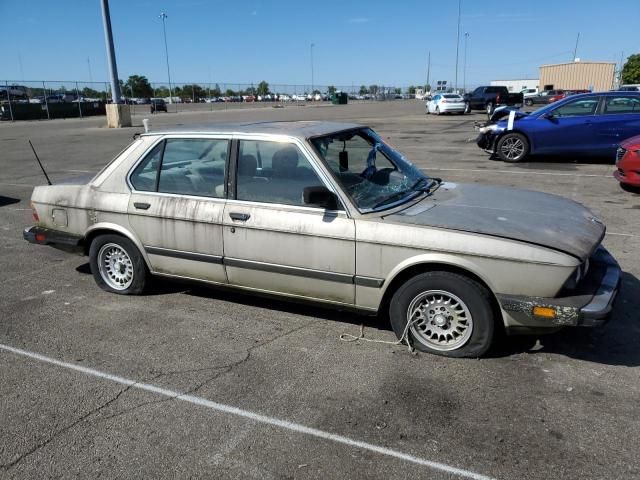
top-left (389, 272), bottom-right (495, 358)
top-left (435, 106), bottom-right (441, 115)
top-left (496, 132), bottom-right (530, 162)
top-left (464, 102), bottom-right (471, 114)
top-left (525, 98), bottom-right (533, 107)
top-left (89, 234), bottom-right (148, 295)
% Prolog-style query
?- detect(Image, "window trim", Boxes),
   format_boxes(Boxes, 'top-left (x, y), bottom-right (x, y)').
top-left (127, 134), bottom-right (232, 199)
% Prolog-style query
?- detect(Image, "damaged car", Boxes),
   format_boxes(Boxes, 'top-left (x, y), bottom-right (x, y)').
top-left (476, 91), bottom-right (640, 162)
top-left (24, 121), bottom-right (620, 358)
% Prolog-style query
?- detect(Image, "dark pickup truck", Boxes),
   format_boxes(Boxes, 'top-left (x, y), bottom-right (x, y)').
top-left (464, 86), bottom-right (523, 115)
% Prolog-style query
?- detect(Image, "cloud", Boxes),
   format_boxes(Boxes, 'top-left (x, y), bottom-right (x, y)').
top-left (348, 17), bottom-right (369, 24)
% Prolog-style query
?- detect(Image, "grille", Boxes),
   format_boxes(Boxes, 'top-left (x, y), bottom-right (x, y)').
top-left (616, 147), bottom-right (626, 163)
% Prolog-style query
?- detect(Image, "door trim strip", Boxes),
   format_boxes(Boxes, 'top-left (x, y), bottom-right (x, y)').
top-left (145, 246), bottom-right (223, 264)
top-left (144, 248), bottom-right (384, 287)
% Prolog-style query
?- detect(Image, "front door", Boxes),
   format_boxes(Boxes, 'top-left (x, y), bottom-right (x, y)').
top-left (532, 96), bottom-right (600, 154)
top-left (127, 136), bottom-right (230, 283)
top-left (222, 138), bottom-right (356, 305)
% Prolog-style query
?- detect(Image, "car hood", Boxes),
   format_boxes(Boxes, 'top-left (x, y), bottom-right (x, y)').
top-left (384, 183), bottom-right (604, 260)
top-left (489, 107), bottom-right (529, 123)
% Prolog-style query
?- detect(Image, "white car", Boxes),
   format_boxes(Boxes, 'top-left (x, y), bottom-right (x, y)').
top-left (426, 93), bottom-right (466, 115)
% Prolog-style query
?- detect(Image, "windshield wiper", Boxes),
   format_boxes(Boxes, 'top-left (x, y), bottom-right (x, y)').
top-left (371, 177), bottom-right (434, 210)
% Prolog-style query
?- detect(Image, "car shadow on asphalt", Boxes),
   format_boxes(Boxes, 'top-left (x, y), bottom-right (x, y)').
top-left (490, 153), bottom-right (615, 166)
top-left (75, 261), bottom-right (385, 329)
top-left (0, 196), bottom-right (20, 207)
top-left (491, 271), bottom-right (640, 366)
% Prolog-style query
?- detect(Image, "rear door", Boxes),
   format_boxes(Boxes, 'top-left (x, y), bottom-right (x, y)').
top-left (127, 135), bottom-right (230, 283)
top-left (531, 96), bottom-right (600, 154)
top-left (591, 95), bottom-right (640, 153)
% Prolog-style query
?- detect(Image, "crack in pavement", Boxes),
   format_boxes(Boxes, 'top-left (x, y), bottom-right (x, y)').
top-left (94, 322), bottom-right (311, 424)
top-left (1, 321), bottom-right (310, 469)
top-left (0, 373), bottom-right (159, 471)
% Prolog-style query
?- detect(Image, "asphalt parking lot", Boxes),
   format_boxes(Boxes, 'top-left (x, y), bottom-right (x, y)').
top-left (1, 101), bottom-right (639, 480)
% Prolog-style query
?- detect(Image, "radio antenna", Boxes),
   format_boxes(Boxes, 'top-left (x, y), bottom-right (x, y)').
top-left (28, 140), bottom-right (53, 185)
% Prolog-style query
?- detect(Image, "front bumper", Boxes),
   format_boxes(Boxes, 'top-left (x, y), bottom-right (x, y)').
top-left (497, 247), bottom-right (621, 329)
top-left (23, 226), bottom-right (84, 253)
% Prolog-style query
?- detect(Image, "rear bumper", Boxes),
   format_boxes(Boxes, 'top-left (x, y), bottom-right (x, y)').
top-left (497, 247), bottom-right (621, 329)
top-left (23, 226), bottom-right (84, 253)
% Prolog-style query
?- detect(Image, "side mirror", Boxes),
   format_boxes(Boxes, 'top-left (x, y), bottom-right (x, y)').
top-left (303, 186), bottom-right (338, 210)
top-left (543, 112), bottom-right (555, 120)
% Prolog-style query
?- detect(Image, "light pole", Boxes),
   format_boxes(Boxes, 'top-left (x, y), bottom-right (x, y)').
top-left (454, 0), bottom-right (461, 92)
top-left (463, 32), bottom-right (469, 94)
top-left (159, 12), bottom-right (173, 103)
top-left (310, 43), bottom-right (315, 95)
top-left (100, 0), bottom-right (121, 103)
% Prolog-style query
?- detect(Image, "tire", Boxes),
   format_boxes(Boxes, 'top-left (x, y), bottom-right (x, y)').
top-left (525, 98), bottom-right (533, 107)
top-left (89, 234), bottom-right (148, 295)
top-left (464, 102), bottom-right (471, 114)
top-left (496, 132), bottom-right (530, 162)
top-left (486, 102), bottom-right (494, 116)
top-left (389, 271), bottom-right (495, 358)
top-left (435, 106), bottom-right (441, 115)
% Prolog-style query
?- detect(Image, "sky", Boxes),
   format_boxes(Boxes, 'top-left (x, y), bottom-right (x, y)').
top-left (1, 0), bottom-right (639, 90)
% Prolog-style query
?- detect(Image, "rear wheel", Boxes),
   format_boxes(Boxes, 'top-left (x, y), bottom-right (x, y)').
top-left (89, 234), bottom-right (148, 295)
top-left (464, 102), bottom-right (471, 114)
top-left (496, 132), bottom-right (530, 162)
top-left (525, 98), bottom-right (533, 106)
top-left (435, 106), bottom-right (441, 115)
top-left (389, 271), bottom-right (495, 358)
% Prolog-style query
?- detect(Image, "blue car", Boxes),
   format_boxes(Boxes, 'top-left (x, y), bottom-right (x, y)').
top-left (476, 91), bottom-right (640, 162)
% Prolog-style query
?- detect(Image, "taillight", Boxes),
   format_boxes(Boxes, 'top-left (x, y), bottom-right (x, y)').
top-left (31, 203), bottom-right (40, 222)
top-left (441, 99), bottom-right (448, 103)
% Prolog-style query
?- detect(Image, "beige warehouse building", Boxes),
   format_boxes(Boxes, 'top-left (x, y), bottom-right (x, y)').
top-left (539, 61), bottom-right (615, 92)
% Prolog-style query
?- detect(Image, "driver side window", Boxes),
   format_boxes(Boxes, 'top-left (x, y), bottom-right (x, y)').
top-left (552, 98), bottom-right (599, 117)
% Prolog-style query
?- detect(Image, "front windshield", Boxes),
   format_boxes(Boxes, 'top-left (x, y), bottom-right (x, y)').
top-left (311, 128), bottom-right (432, 211)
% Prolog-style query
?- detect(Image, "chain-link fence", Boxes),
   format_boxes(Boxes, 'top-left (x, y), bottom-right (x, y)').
top-left (1, 79), bottom-right (480, 121)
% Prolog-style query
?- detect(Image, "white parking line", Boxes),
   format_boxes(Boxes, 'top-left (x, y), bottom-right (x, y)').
top-left (0, 343), bottom-right (496, 480)
top-left (427, 167), bottom-right (610, 178)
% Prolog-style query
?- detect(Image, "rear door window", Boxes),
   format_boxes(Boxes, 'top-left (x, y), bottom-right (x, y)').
top-left (602, 96), bottom-right (640, 115)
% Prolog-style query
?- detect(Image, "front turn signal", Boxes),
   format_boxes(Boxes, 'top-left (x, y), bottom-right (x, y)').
top-left (533, 306), bottom-right (556, 319)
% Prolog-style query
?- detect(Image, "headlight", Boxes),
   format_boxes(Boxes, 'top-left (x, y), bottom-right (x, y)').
top-left (479, 124), bottom-right (502, 134)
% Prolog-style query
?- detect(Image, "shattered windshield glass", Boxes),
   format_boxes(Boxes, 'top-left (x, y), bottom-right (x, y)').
top-left (311, 128), bottom-right (432, 211)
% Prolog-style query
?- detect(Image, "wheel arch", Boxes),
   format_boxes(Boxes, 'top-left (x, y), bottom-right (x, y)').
top-left (83, 223), bottom-right (150, 267)
top-left (377, 257), bottom-right (504, 328)
top-left (495, 128), bottom-right (533, 153)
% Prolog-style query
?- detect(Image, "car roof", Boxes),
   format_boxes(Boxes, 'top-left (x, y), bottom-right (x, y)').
top-left (143, 121), bottom-right (365, 139)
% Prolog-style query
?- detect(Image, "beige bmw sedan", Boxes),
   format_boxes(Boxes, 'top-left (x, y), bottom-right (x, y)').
top-left (24, 121), bottom-right (620, 357)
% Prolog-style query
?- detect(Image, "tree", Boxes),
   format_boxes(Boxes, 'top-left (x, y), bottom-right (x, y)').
top-left (394, 87), bottom-right (402, 94)
top-left (224, 88), bottom-right (236, 97)
top-left (257, 81), bottom-right (270, 96)
top-left (368, 85), bottom-right (379, 95)
top-left (181, 84), bottom-right (205, 101)
top-left (407, 85), bottom-right (416, 95)
top-left (621, 54), bottom-right (640, 84)
top-left (359, 85), bottom-right (368, 95)
top-left (425, 84), bottom-right (431, 93)
top-left (155, 86), bottom-right (170, 98)
top-left (81, 87), bottom-right (101, 98)
top-left (126, 75), bottom-right (153, 98)
top-left (327, 85), bottom-right (337, 95)
top-left (211, 83), bottom-right (221, 97)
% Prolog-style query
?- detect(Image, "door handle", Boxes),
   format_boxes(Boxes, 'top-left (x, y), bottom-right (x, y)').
top-left (134, 202), bottom-right (151, 210)
top-left (229, 212), bottom-right (250, 221)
